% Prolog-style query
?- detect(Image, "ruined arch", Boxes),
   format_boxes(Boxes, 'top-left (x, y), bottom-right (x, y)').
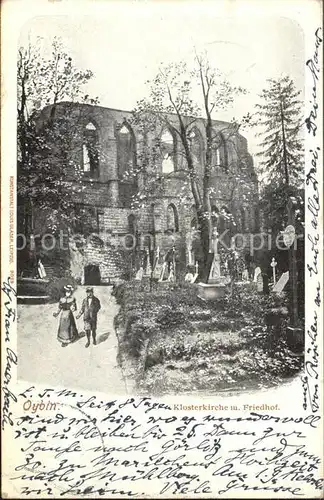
top-left (83, 120), bottom-right (99, 178)
top-left (161, 128), bottom-right (177, 173)
top-left (117, 121), bottom-right (137, 208)
top-left (213, 132), bottom-right (228, 171)
top-left (166, 203), bottom-right (179, 232)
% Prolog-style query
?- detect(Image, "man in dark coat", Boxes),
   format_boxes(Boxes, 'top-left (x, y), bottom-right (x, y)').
top-left (76, 287), bottom-right (101, 347)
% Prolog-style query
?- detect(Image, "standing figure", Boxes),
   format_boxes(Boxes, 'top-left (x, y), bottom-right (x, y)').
top-left (76, 287), bottom-right (101, 348)
top-left (53, 285), bottom-right (78, 347)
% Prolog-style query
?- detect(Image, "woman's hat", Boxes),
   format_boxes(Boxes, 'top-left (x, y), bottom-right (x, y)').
top-left (64, 285), bottom-right (74, 292)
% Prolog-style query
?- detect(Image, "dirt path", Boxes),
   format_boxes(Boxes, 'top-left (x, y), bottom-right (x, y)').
top-left (17, 286), bottom-right (128, 395)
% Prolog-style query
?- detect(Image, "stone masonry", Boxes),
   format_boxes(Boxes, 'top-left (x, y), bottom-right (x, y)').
top-left (30, 102), bottom-right (258, 284)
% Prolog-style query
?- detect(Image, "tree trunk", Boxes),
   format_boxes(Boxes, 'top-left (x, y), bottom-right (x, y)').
top-left (197, 209), bottom-right (210, 263)
top-left (178, 120), bottom-right (211, 277)
top-left (279, 99), bottom-right (289, 185)
top-left (202, 106), bottom-right (214, 267)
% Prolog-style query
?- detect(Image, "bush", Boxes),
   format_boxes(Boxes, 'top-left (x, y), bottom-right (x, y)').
top-left (127, 323), bottom-right (146, 358)
top-left (156, 306), bottom-right (188, 330)
top-left (125, 312), bottom-right (142, 336)
top-left (46, 276), bottom-right (78, 302)
top-left (112, 281), bottom-right (127, 304)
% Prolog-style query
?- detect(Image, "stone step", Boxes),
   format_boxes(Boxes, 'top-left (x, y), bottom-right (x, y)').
top-left (17, 295), bottom-right (51, 304)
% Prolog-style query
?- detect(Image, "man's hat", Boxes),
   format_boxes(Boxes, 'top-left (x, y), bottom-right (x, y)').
top-left (86, 287), bottom-right (94, 293)
top-left (64, 285), bottom-right (74, 292)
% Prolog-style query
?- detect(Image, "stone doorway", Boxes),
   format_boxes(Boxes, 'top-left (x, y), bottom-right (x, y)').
top-left (84, 264), bottom-right (101, 285)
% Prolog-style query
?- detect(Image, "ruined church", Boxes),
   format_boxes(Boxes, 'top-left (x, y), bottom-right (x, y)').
top-left (18, 102), bottom-right (259, 284)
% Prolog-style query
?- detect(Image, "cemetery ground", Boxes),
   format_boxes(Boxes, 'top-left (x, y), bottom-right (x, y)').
top-left (114, 281), bottom-right (303, 396)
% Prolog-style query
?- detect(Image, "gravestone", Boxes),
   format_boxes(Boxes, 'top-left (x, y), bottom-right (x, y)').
top-left (256, 273), bottom-right (263, 292)
top-left (242, 269), bottom-right (249, 281)
top-left (198, 229), bottom-right (226, 299)
top-left (209, 254), bottom-right (221, 281)
top-left (208, 229), bottom-right (223, 283)
top-left (158, 262), bottom-right (167, 282)
top-left (272, 271), bottom-right (289, 293)
top-left (253, 266), bottom-right (261, 283)
top-left (153, 246), bottom-right (164, 279)
top-left (144, 248), bottom-right (152, 276)
top-left (153, 264), bottom-right (163, 280)
top-left (135, 266), bottom-right (144, 281)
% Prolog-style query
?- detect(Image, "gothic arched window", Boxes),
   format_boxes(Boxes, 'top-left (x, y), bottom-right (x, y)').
top-left (213, 132), bottom-right (228, 171)
top-left (166, 204), bottom-right (179, 232)
top-left (117, 121), bottom-right (137, 208)
top-left (188, 128), bottom-right (203, 162)
top-left (161, 129), bottom-right (176, 173)
top-left (83, 121), bottom-right (99, 178)
top-left (117, 123), bottom-right (136, 177)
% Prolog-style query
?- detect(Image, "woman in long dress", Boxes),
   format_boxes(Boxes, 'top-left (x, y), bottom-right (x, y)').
top-left (53, 285), bottom-right (78, 347)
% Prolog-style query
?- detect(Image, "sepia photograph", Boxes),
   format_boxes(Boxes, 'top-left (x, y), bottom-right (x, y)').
top-left (16, 12), bottom-right (305, 397)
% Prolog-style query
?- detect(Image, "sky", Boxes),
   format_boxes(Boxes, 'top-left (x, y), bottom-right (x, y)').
top-left (19, 3), bottom-right (305, 160)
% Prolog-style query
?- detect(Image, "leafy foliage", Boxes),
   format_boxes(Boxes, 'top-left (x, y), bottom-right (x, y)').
top-left (45, 276), bottom-right (78, 302)
top-left (17, 36), bottom-right (99, 231)
top-left (259, 182), bottom-right (304, 235)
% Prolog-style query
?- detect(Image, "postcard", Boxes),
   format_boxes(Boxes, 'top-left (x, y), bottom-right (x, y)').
top-left (1, 0), bottom-right (323, 498)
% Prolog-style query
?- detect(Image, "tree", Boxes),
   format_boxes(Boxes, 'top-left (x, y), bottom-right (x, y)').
top-left (17, 36), bottom-right (99, 233)
top-left (253, 76), bottom-right (303, 186)
top-left (259, 182), bottom-right (304, 236)
top-left (253, 76), bottom-right (304, 259)
top-left (130, 54), bottom-right (252, 275)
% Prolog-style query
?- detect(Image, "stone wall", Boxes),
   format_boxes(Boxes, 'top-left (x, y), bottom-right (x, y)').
top-left (29, 102), bottom-right (259, 282)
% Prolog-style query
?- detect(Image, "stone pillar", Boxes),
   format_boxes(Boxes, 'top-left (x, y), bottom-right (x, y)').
top-left (152, 204), bottom-right (163, 250)
top-left (108, 180), bottom-right (119, 207)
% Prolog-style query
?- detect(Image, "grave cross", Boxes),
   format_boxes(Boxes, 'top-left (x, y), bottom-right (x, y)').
top-left (271, 257), bottom-right (278, 284)
top-left (155, 246), bottom-right (160, 265)
top-left (145, 248), bottom-right (152, 276)
top-left (186, 231), bottom-right (193, 266)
